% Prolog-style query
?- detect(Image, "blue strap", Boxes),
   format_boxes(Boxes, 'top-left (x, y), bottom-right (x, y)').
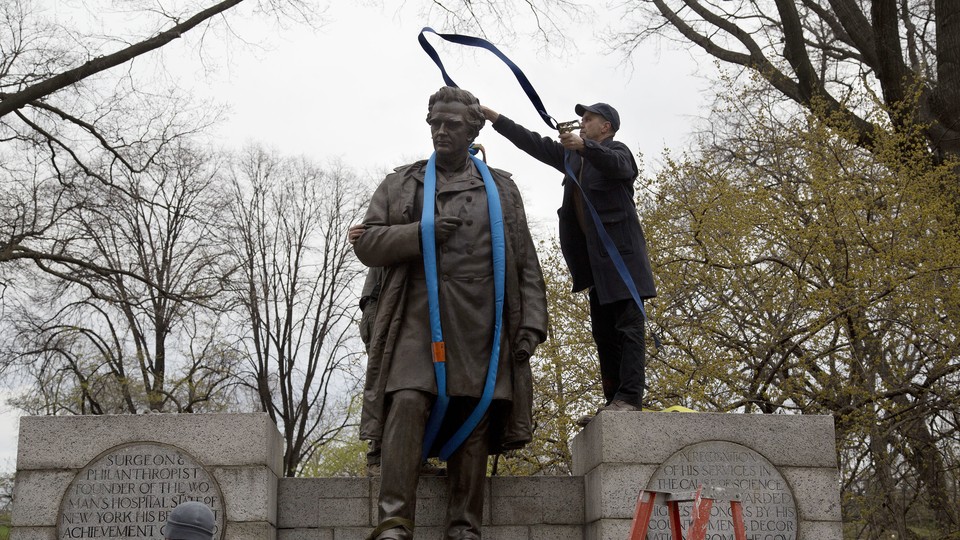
top-left (420, 150), bottom-right (506, 461)
top-left (420, 152), bottom-right (450, 460)
top-left (419, 27), bottom-right (558, 131)
top-left (439, 154), bottom-right (505, 460)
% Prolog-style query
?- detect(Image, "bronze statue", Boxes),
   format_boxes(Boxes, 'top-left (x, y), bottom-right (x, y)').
top-left (353, 86), bottom-right (548, 540)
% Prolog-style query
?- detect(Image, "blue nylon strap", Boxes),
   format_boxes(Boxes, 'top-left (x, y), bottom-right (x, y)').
top-left (419, 27), bottom-right (558, 131)
top-left (420, 150), bottom-right (506, 461)
top-left (439, 154), bottom-right (505, 460)
top-left (420, 152), bottom-right (450, 460)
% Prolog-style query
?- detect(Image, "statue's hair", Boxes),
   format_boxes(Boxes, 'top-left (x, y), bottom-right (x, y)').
top-left (426, 86), bottom-right (484, 140)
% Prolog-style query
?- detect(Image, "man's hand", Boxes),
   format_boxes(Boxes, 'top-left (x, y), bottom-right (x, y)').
top-left (348, 224), bottom-right (367, 245)
top-left (480, 105), bottom-right (499, 123)
top-left (434, 216), bottom-right (464, 244)
top-left (559, 132), bottom-right (585, 151)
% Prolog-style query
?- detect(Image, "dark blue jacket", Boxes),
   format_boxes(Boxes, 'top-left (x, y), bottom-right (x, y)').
top-left (492, 115), bottom-right (656, 304)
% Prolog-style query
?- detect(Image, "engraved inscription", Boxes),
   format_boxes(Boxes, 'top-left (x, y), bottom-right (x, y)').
top-left (645, 441), bottom-right (798, 540)
top-left (57, 442), bottom-right (224, 540)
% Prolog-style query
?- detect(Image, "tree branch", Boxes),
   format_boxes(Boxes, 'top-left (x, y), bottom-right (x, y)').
top-left (0, 0), bottom-right (244, 118)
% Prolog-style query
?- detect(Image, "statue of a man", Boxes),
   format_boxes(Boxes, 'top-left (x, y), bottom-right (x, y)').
top-left (353, 86), bottom-right (548, 539)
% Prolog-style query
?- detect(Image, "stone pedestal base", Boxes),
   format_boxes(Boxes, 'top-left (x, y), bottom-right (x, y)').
top-left (11, 413), bottom-right (283, 540)
top-left (571, 411), bottom-right (843, 540)
top-left (11, 411), bottom-right (843, 540)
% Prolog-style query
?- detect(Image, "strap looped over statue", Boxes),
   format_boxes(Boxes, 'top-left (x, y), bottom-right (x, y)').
top-left (420, 149), bottom-right (506, 461)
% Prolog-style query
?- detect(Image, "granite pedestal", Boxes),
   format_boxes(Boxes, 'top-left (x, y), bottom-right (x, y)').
top-left (11, 411), bottom-right (842, 540)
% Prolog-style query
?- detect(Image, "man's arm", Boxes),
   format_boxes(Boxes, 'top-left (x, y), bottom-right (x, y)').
top-left (482, 106), bottom-right (567, 173)
top-left (579, 139), bottom-right (639, 180)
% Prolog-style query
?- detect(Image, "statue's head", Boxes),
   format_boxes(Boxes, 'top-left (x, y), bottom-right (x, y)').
top-left (426, 86), bottom-right (484, 158)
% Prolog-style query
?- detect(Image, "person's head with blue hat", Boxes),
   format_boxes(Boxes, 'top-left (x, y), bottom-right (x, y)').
top-left (163, 501), bottom-right (216, 540)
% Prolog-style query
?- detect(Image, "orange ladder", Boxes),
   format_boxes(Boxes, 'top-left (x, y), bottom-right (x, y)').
top-left (628, 485), bottom-right (746, 540)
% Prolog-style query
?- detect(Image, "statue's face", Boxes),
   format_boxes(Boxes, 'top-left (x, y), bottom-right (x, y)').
top-left (428, 100), bottom-right (473, 160)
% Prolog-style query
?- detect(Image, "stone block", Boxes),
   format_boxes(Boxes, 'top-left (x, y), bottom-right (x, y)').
top-left (279, 478), bottom-right (371, 528)
top-left (584, 518), bottom-right (630, 540)
top-left (490, 494), bottom-right (542, 525)
top-left (332, 526), bottom-right (374, 540)
top-left (10, 470), bottom-right (75, 527)
top-left (225, 521), bottom-right (277, 540)
top-left (17, 414), bottom-right (283, 475)
top-left (798, 519), bottom-right (843, 540)
top-left (490, 476), bottom-right (542, 497)
top-left (529, 524), bottom-right (583, 540)
top-left (572, 413), bottom-right (836, 474)
top-left (416, 476), bottom-right (449, 498)
top-left (215, 465), bottom-right (278, 523)
top-left (489, 476), bottom-right (583, 525)
top-left (318, 497), bottom-right (374, 528)
top-left (278, 480), bottom-right (320, 529)
top-left (278, 530), bottom-right (334, 540)
top-left (410, 526), bottom-right (444, 539)
top-left (780, 467), bottom-right (843, 521)
top-left (483, 525), bottom-right (529, 540)
top-left (539, 477), bottom-right (585, 524)
top-left (584, 463), bottom-right (658, 522)
top-left (312, 477), bottom-right (371, 499)
top-left (571, 419), bottom-right (602, 477)
top-left (9, 527), bottom-right (56, 540)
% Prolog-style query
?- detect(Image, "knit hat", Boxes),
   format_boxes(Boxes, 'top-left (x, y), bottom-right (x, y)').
top-left (163, 501), bottom-right (216, 540)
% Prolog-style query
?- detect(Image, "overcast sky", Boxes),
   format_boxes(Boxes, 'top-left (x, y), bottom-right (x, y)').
top-left (0, 1), bottom-right (713, 470)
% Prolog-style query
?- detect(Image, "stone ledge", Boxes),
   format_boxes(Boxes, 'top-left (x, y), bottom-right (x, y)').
top-left (225, 521), bottom-right (278, 540)
top-left (16, 413), bottom-right (284, 477)
top-left (572, 412), bottom-right (836, 475)
top-left (9, 526), bottom-right (56, 540)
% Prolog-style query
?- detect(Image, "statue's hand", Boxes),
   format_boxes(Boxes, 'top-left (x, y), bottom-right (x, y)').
top-left (514, 330), bottom-right (538, 363)
top-left (347, 224), bottom-right (367, 244)
top-left (434, 216), bottom-right (464, 244)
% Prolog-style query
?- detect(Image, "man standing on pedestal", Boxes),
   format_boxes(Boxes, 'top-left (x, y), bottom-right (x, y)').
top-left (353, 86), bottom-right (547, 540)
top-left (481, 102), bottom-right (656, 425)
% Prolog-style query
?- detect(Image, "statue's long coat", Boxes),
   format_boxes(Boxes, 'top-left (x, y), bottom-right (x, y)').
top-left (354, 160), bottom-right (548, 454)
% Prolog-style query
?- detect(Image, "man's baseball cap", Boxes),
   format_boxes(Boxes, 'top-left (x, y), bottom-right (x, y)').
top-left (575, 103), bottom-right (620, 132)
top-left (164, 501), bottom-right (216, 540)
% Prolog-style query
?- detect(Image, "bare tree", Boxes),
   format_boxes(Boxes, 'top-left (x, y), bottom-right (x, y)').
top-left (0, 0), bottom-right (314, 283)
top-left (611, 0), bottom-right (960, 166)
top-left (1, 142), bottom-right (240, 415)
top-left (421, 0), bottom-right (587, 43)
top-left (226, 145), bottom-right (368, 477)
